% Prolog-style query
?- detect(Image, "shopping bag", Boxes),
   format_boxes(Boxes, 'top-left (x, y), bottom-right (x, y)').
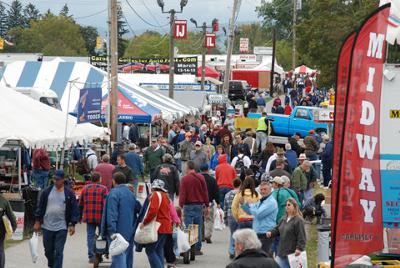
top-left (177, 229), bottom-right (190, 253)
top-left (109, 233), bottom-right (129, 257)
top-left (2, 215), bottom-right (13, 240)
top-left (134, 192), bottom-right (162, 244)
top-left (29, 233), bottom-right (39, 263)
top-left (288, 251), bottom-right (308, 268)
top-left (213, 208), bottom-right (225, 231)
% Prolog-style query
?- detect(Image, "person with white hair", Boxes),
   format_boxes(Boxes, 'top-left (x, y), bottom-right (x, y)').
top-left (226, 229), bottom-right (279, 268)
top-left (284, 143), bottom-right (298, 170)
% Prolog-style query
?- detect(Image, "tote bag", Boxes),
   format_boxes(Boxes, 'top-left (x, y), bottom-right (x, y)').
top-left (134, 192), bottom-right (162, 244)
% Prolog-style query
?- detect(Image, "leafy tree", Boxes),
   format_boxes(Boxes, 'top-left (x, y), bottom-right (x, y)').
top-left (7, 15), bottom-right (87, 56)
top-left (59, 3), bottom-right (70, 18)
top-left (80, 25), bottom-right (98, 56)
top-left (117, 4), bottom-right (128, 57)
top-left (0, 2), bottom-right (8, 37)
top-left (124, 31), bottom-right (169, 58)
top-left (24, 2), bottom-right (41, 26)
top-left (276, 40), bottom-right (293, 71)
top-left (232, 23), bottom-right (270, 54)
top-left (7, 0), bottom-right (26, 30)
top-left (43, 9), bottom-right (53, 19)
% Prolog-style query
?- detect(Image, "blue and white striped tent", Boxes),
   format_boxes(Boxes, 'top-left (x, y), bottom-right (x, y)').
top-left (0, 59), bottom-right (194, 122)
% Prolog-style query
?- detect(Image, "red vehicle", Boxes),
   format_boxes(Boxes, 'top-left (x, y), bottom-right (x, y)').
top-left (146, 63), bottom-right (170, 73)
top-left (121, 62), bottom-right (145, 73)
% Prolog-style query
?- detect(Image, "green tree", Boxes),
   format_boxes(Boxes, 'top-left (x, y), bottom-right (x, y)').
top-left (117, 4), bottom-right (128, 57)
top-left (59, 3), bottom-right (71, 18)
top-left (232, 23), bottom-right (270, 54)
top-left (0, 2), bottom-right (8, 37)
top-left (80, 25), bottom-right (98, 56)
top-left (7, 15), bottom-right (87, 56)
top-left (124, 31), bottom-right (169, 58)
top-left (24, 2), bottom-right (41, 26)
top-left (7, 0), bottom-right (26, 30)
top-left (276, 40), bottom-right (292, 71)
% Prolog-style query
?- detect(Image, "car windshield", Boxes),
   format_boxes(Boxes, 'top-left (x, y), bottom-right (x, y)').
top-left (40, 97), bottom-right (62, 110)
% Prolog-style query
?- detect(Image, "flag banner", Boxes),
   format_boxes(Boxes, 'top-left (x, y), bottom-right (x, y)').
top-left (332, 4), bottom-right (390, 267)
top-left (77, 88), bottom-right (102, 124)
top-left (331, 31), bottom-right (356, 234)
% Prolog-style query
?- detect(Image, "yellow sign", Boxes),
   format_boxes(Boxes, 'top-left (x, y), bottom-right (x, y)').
top-left (390, 109), bottom-right (400, 118)
top-left (95, 36), bottom-right (103, 49)
top-left (234, 118), bottom-right (258, 129)
top-left (0, 38), bottom-right (4, 50)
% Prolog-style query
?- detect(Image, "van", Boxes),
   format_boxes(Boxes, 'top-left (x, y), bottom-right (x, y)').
top-left (13, 87), bottom-right (61, 110)
top-left (228, 80), bottom-right (250, 101)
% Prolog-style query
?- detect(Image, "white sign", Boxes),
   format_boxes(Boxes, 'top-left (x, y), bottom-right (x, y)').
top-left (253, 46), bottom-right (272, 55)
top-left (239, 38), bottom-right (249, 53)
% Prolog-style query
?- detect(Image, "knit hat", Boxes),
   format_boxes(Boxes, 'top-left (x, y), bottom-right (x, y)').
top-left (151, 179), bottom-right (168, 192)
top-left (53, 169), bottom-right (65, 180)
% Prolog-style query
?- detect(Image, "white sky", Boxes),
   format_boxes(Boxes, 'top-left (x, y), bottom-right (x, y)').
top-left (2, 0), bottom-right (264, 35)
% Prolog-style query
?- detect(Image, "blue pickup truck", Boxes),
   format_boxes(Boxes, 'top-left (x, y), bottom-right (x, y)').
top-left (268, 106), bottom-right (328, 137)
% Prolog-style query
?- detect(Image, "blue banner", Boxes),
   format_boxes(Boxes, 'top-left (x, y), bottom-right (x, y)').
top-left (77, 88), bottom-right (102, 124)
top-left (381, 170), bottom-right (400, 224)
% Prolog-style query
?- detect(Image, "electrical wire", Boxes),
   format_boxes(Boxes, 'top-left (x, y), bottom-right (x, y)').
top-left (74, 8), bottom-right (107, 20)
top-left (125, 0), bottom-right (169, 28)
top-left (134, 0), bottom-right (168, 33)
top-left (121, 11), bottom-right (137, 36)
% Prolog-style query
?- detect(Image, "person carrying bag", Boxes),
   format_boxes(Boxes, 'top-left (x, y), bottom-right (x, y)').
top-left (0, 193), bottom-right (17, 268)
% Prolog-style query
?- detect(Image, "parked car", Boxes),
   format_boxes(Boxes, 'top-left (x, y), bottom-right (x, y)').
top-left (228, 80), bottom-right (250, 101)
top-left (146, 63), bottom-right (170, 73)
top-left (268, 106), bottom-right (328, 137)
top-left (121, 62), bottom-right (145, 73)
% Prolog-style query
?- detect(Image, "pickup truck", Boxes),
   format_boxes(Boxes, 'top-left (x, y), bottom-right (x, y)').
top-left (268, 106), bottom-right (328, 137)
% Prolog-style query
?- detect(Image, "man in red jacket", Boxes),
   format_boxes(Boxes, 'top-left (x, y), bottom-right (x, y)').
top-left (215, 154), bottom-right (237, 210)
top-left (32, 148), bottom-right (51, 190)
top-left (179, 161), bottom-right (209, 255)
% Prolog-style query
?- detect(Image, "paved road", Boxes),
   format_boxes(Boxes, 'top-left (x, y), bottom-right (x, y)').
top-left (6, 223), bottom-right (232, 268)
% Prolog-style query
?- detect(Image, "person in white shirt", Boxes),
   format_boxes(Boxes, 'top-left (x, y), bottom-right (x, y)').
top-left (231, 148), bottom-right (251, 169)
top-left (86, 146), bottom-right (98, 171)
top-left (122, 123), bottom-right (130, 141)
top-left (265, 147), bottom-right (285, 174)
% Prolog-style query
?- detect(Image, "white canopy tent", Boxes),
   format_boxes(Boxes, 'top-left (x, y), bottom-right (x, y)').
top-left (294, 65), bottom-right (318, 75)
top-left (252, 61), bottom-right (285, 75)
top-left (0, 85), bottom-right (109, 148)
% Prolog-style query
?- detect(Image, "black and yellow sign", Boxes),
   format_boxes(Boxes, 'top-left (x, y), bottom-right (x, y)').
top-left (390, 110), bottom-right (400, 118)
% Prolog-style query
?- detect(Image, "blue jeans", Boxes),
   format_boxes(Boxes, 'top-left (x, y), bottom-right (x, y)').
top-left (145, 234), bottom-right (167, 268)
top-left (111, 251), bottom-right (127, 268)
top-left (183, 204), bottom-right (203, 250)
top-left (32, 170), bottom-right (49, 190)
top-left (86, 223), bottom-right (98, 258)
top-left (42, 228), bottom-right (68, 268)
top-left (228, 218), bottom-right (238, 255)
top-left (275, 255), bottom-right (290, 268)
top-left (237, 220), bottom-right (253, 229)
top-left (219, 187), bottom-right (232, 210)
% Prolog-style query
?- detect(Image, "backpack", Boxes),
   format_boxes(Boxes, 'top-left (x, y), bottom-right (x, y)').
top-left (76, 154), bottom-right (94, 175)
top-left (234, 155), bottom-right (246, 177)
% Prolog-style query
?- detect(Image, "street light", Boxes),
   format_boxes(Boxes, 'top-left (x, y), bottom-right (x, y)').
top-left (190, 18), bottom-right (218, 91)
top-left (157, 0), bottom-right (189, 99)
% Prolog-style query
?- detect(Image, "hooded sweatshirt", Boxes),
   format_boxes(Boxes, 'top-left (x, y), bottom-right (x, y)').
top-left (231, 189), bottom-right (260, 222)
top-left (215, 154), bottom-right (237, 189)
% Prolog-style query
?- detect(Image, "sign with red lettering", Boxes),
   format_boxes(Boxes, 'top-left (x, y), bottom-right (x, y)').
top-left (332, 5), bottom-right (390, 267)
top-left (331, 31), bottom-right (356, 235)
top-left (239, 38), bottom-right (249, 53)
top-left (173, 20), bottom-right (187, 39)
top-left (205, 33), bottom-right (216, 49)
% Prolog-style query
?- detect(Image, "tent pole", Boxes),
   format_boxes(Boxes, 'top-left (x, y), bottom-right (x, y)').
top-left (149, 123), bottom-right (152, 146)
top-left (60, 79), bottom-right (76, 170)
top-left (18, 147), bottom-right (21, 193)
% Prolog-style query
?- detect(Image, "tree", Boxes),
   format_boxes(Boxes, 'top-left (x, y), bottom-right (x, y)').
top-left (24, 2), bottom-right (41, 26)
top-left (232, 23), bottom-right (270, 54)
top-left (124, 31), bottom-right (169, 58)
top-left (80, 26), bottom-right (98, 56)
top-left (117, 4), bottom-right (129, 57)
top-left (59, 3), bottom-right (71, 18)
top-left (7, 15), bottom-right (87, 56)
top-left (7, 0), bottom-right (26, 30)
top-left (0, 2), bottom-right (8, 37)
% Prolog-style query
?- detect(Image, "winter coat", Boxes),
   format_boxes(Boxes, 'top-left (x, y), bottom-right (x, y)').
top-left (215, 154), bottom-right (237, 189)
top-left (226, 249), bottom-right (279, 268)
top-left (231, 189), bottom-right (260, 222)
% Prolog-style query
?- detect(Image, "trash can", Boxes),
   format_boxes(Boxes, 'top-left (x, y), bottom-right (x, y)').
top-left (317, 224), bottom-right (331, 263)
top-left (22, 186), bottom-right (40, 235)
top-left (9, 199), bottom-right (25, 240)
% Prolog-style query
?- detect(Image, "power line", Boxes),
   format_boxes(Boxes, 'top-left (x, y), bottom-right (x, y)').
top-left (124, 0), bottom-right (169, 28)
top-left (135, 0), bottom-right (168, 32)
top-left (121, 11), bottom-right (136, 36)
top-left (75, 8), bottom-right (107, 20)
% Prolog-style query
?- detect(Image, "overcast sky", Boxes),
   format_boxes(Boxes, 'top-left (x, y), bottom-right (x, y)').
top-left (2, 0), bottom-right (264, 35)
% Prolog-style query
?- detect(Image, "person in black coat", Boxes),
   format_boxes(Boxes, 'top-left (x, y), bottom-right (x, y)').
top-left (321, 140), bottom-right (333, 187)
top-left (289, 133), bottom-right (303, 156)
top-left (152, 154), bottom-right (180, 200)
top-left (226, 229), bottom-right (279, 268)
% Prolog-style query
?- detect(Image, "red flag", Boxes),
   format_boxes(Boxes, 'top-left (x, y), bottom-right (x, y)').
top-left (331, 31), bottom-right (356, 235)
top-left (332, 4), bottom-right (390, 267)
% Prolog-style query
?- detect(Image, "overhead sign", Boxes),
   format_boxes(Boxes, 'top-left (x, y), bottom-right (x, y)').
top-left (174, 20), bottom-right (188, 39)
top-left (239, 38), bottom-right (249, 53)
top-left (205, 33), bottom-right (216, 49)
top-left (77, 88), bottom-right (102, 124)
top-left (139, 82), bottom-right (215, 91)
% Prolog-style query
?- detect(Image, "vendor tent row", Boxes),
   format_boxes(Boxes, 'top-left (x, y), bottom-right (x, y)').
top-left (0, 59), bottom-right (197, 123)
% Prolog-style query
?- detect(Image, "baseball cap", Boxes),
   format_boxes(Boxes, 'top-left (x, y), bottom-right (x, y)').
top-left (276, 147), bottom-right (285, 155)
top-left (271, 176), bottom-right (284, 185)
top-left (151, 179), bottom-right (168, 192)
top-left (298, 153), bottom-right (307, 160)
top-left (53, 169), bottom-right (65, 180)
top-left (151, 137), bottom-right (157, 142)
top-left (195, 141), bottom-right (202, 146)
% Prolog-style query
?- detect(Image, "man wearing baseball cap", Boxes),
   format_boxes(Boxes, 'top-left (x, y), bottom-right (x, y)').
top-left (190, 141), bottom-right (208, 172)
top-left (271, 176), bottom-right (300, 222)
top-left (34, 170), bottom-right (80, 268)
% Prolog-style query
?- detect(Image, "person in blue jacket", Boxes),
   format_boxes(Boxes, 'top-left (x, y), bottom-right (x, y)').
top-left (241, 180), bottom-right (278, 256)
top-left (101, 172), bottom-right (142, 268)
top-left (321, 138), bottom-right (333, 188)
top-left (210, 145), bottom-right (230, 171)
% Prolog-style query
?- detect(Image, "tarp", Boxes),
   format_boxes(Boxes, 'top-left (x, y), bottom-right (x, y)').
top-left (0, 60), bottom-right (194, 122)
top-left (294, 65), bottom-right (317, 75)
top-left (196, 66), bottom-right (220, 79)
top-left (0, 85), bottom-right (108, 148)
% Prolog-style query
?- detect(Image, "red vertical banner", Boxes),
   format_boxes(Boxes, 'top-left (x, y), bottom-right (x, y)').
top-left (333, 5), bottom-right (389, 267)
top-left (331, 31), bottom-right (356, 233)
top-left (173, 20), bottom-right (187, 39)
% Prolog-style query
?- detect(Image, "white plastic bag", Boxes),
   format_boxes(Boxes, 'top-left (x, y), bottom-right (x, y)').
top-left (29, 233), bottom-right (39, 263)
top-left (213, 208), bottom-right (225, 231)
top-left (109, 233), bottom-right (129, 257)
top-left (177, 229), bottom-right (190, 253)
top-left (288, 251), bottom-right (308, 268)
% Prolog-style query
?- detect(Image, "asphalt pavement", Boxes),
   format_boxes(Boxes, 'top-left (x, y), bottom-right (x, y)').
top-left (6, 222), bottom-right (232, 268)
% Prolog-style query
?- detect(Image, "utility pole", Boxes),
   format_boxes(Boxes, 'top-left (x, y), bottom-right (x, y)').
top-left (270, 27), bottom-right (276, 97)
top-left (158, 0), bottom-right (189, 99)
top-left (223, 0), bottom-right (239, 95)
top-left (109, 0), bottom-right (118, 142)
top-left (168, 10), bottom-right (176, 99)
top-left (292, 0), bottom-right (297, 70)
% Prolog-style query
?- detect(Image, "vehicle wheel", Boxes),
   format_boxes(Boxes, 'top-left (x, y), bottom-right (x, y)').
top-left (190, 245), bottom-right (196, 261)
top-left (93, 254), bottom-right (100, 268)
top-left (183, 251), bottom-right (190, 264)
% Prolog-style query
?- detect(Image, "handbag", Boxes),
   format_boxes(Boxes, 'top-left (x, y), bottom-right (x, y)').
top-left (288, 251), bottom-right (308, 268)
top-left (2, 214), bottom-right (13, 240)
top-left (134, 191), bottom-right (162, 244)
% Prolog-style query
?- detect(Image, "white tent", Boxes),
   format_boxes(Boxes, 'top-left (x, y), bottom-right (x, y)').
top-left (252, 61), bottom-right (285, 75)
top-left (294, 65), bottom-right (317, 75)
top-left (0, 85), bottom-right (109, 148)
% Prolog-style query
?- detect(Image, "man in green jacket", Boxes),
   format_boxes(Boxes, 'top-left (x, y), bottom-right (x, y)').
top-left (144, 137), bottom-right (165, 180)
top-left (291, 161), bottom-right (310, 204)
top-left (271, 176), bottom-right (300, 222)
top-left (0, 193), bottom-right (17, 268)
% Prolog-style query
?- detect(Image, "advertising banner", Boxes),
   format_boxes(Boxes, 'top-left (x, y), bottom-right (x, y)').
top-left (77, 88), bottom-right (102, 124)
top-left (239, 38), bottom-right (249, 53)
top-left (331, 31), bottom-right (356, 233)
top-left (332, 5), bottom-right (389, 267)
